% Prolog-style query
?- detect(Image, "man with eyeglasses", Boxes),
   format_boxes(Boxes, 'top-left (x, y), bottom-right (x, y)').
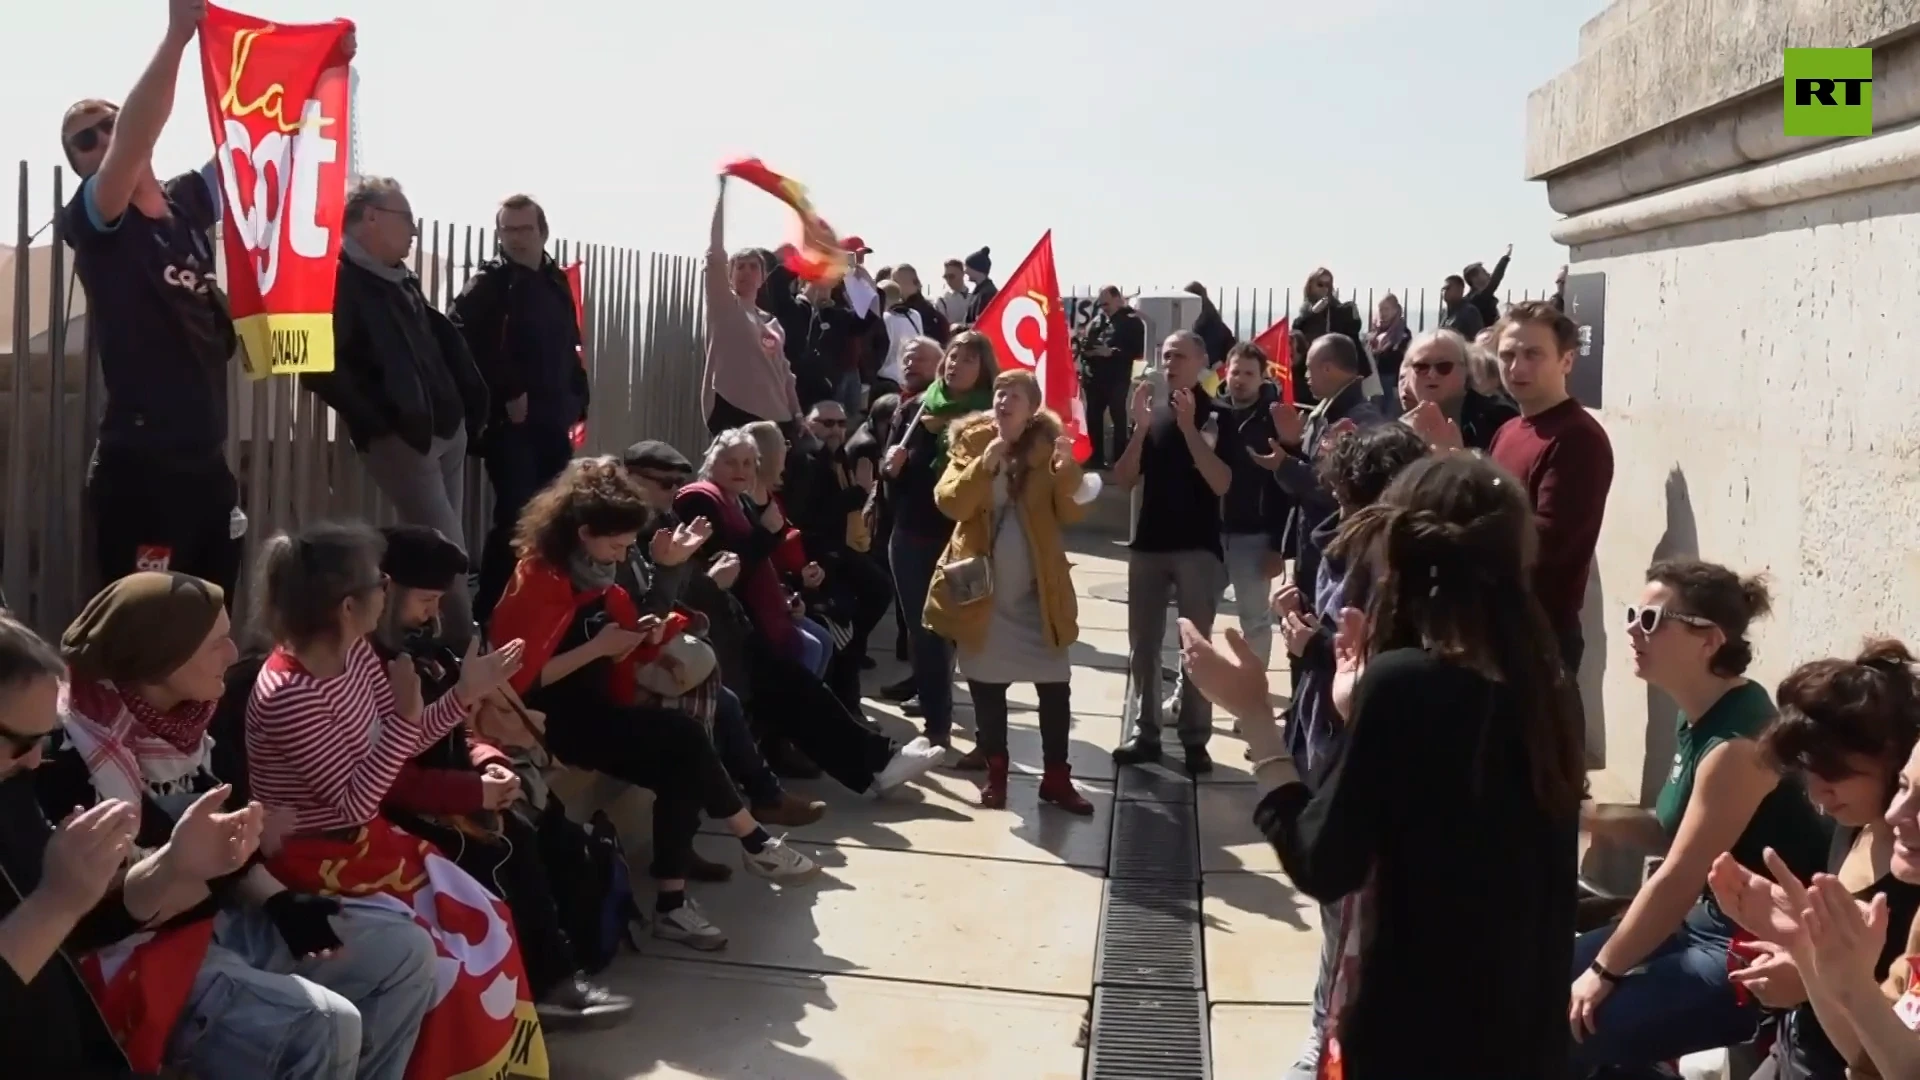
top-left (1398, 329), bottom-right (1517, 452)
top-left (790, 401), bottom-right (891, 679)
top-left (451, 194), bottom-right (589, 626)
top-left (302, 176), bottom-right (490, 646)
top-left (58, 0), bottom-right (247, 597)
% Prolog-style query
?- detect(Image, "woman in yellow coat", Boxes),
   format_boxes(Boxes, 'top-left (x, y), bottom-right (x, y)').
top-left (925, 368), bottom-right (1098, 813)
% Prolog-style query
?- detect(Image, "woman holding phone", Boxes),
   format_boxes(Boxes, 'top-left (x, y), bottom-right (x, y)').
top-left (489, 457), bottom-right (819, 952)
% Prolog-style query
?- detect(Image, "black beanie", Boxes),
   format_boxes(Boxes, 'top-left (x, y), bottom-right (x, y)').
top-left (965, 247), bottom-right (991, 275)
top-left (380, 525), bottom-right (468, 592)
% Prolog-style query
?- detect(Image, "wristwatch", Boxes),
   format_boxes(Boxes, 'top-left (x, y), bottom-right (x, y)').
top-left (1589, 960), bottom-right (1623, 984)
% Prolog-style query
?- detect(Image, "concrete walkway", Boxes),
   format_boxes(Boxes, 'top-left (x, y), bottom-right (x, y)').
top-left (546, 536), bottom-right (1318, 1079)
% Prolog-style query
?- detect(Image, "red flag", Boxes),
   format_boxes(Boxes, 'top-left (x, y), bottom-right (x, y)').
top-left (972, 231), bottom-right (1089, 462)
top-left (199, 5), bottom-right (354, 378)
top-left (719, 158), bottom-right (850, 284)
top-left (1253, 317), bottom-right (1295, 406)
top-left (79, 922), bottom-right (218, 1073)
top-left (563, 261), bottom-right (587, 449)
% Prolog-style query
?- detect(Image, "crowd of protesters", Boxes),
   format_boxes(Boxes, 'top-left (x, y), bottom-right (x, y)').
top-left (16, 4), bottom-right (1920, 1080)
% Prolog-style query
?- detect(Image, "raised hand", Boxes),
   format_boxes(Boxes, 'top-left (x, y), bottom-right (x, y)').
top-left (1128, 381), bottom-right (1153, 428)
top-left (168, 0), bottom-right (207, 44)
top-left (387, 656), bottom-right (423, 722)
top-left (1176, 619), bottom-right (1271, 728)
top-left (455, 638), bottom-right (525, 704)
top-left (40, 801), bottom-right (138, 910)
top-left (1052, 436), bottom-right (1075, 472)
top-left (1171, 388), bottom-right (1196, 431)
top-left (708, 551), bottom-right (742, 589)
top-left (167, 786), bottom-right (262, 882)
top-left (1708, 852), bottom-right (1805, 946)
top-left (800, 562), bottom-right (826, 589)
top-left (1402, 401), bottom-right (1464, 453)
top-left (652, 516), bottom-right (712, 567)
top-left (1801, 873), bottom-right (1890, 988)
top-left (1269, 401), bottom-right (1306, 449)
top-left (1329, 607), bottom-right (1368, 721)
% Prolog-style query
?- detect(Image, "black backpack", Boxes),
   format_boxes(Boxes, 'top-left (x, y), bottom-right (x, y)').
top-left (535, 800), bottom-right (638, 975)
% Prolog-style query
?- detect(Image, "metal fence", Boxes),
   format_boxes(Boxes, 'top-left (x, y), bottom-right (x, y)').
top-left (1062, 283), bottom-right (1556, 341)
top-left (1, 160), bottom-right (709, 639)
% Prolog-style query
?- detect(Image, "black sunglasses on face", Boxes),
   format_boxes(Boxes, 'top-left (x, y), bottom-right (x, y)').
top-left (66, 115), bottom-right (115, 153)
top-left (1410, 361), bottom-right (1456, 377)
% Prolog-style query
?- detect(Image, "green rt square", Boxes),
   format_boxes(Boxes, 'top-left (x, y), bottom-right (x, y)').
top-left (1784, 48), bottom-right (1874, 136)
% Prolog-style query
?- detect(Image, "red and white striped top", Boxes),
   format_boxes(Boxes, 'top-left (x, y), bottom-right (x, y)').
top-left (245, 637), bottom-right (471, 833)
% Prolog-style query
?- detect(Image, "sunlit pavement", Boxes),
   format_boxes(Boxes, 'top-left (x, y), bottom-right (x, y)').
top-left (545, 536), bottom-right (1318, 1079)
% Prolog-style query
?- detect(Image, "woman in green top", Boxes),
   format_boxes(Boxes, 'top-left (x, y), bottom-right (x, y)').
top-left (1570, 559), bottom-right (1831, 1076)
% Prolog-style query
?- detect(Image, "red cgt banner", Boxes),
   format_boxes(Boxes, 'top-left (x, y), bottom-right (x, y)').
top-left (199, 4), bottom-right (353, 379)
top-left (563, 261), bottom-right (587, 449)
top-left (1252, 317), bottom-right (1295, 406)
top-left (970, 231), bottom-right (1090, 461)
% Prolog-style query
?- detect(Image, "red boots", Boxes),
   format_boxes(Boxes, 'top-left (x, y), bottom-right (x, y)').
top-left (979, 754), bottom-right (1010, 809)
top-left (1039, 763), bottom-right (1095, 816)
top-left (978, 757), bottom-right (1095, 816)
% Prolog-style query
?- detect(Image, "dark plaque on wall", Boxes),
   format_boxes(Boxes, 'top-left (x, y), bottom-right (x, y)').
top-left (1563, 271), bottom-right (1606, 409)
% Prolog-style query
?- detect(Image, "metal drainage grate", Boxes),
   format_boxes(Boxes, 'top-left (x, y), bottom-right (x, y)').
top-left (1116, 762), bottom-right (1194, 803)
top-left (1109, 798), bottom-right (1200, 881)
top-left (1096, 876), bottom-right (1203, 989)
top-left (1086, 987), bottom-right (1210, 1080)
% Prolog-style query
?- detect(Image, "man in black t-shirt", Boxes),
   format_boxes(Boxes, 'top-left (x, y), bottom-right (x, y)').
top-left (59, 0), bottom-right (247, 596)
top-left (1109, 330), bottom-right (1234, 774)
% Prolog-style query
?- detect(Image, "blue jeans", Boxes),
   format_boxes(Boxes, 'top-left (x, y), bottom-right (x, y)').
top-left (1220, 532), bottom-right (1275, 668)
top-left (794, 615), bottom-right (833, 678)
top-left (169, 902), bottom-right (437, 1080)
top-left (888, 528), bottom-right (954, 740)
top-left (1569, 903), bottom-right (1763, 1076)
top-left (833, 369), bottom-right (865, 416)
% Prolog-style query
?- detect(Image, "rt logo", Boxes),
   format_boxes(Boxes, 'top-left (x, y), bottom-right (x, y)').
top-left (1784, 48), bottom-right (1874, 137)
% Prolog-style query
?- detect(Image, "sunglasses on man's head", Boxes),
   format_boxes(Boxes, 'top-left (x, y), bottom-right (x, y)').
top-left (66, 115), bottom-right (115, 153)
top-left (1409, 360), bottom-right (1456, 377)
top-left (1625, 604), bottom-right (1716, 635)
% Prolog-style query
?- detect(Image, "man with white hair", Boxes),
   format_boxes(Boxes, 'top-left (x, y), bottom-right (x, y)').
top-left (303, 175), bottom-right (490, 643)
top-left (1399, 329), bottom-right (1517, 452)
top-left (1111, 330), bottom-right (1233, 774)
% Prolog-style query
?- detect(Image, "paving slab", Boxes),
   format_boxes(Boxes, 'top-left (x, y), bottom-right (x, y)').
top-left (764, 769), bottom-right (1117, 870)
top-left (548, 958), bottom-right (1086, 1080)
top-left (1202, 871), bottom-right (1324, 1005)
top-left (1211, 1004), bottom-right (1316, 1080)
top-left (1197, 782), bottom-right (1280, 874)
top-left (639, 841), bottom-right (1105, 997)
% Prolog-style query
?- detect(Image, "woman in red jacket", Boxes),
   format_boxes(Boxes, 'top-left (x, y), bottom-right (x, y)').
top-left (489, 457), bottom-right (818, 952)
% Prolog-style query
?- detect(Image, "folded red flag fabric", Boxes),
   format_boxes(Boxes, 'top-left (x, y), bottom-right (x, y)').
top-left (719, 158), bottom-right (850, 284)
top-left (1252, 317), bottom-right (1295, 405)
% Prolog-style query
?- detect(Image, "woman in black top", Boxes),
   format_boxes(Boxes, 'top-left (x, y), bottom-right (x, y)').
top-left (1179, 451), bottom-right (1584, 1079)
top-left (1719, 640), bottom-right (1920, 1079)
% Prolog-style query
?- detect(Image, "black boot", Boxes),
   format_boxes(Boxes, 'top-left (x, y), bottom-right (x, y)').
top-left (1111, 737), bottom-right (1162, 766)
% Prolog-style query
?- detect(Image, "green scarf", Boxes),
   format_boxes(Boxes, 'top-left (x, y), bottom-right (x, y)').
top-left (918, 379), bottom-right (993, 472)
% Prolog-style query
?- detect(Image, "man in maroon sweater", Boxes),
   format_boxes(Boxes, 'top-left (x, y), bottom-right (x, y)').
top-left (1486, 301), bottom-right (1614, 677)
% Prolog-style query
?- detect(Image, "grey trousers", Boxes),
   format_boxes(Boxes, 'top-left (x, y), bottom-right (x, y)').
top-left (1126, 548), bottom-right (1222, 748)
top-left (363, 430), bottom-right (473, 643)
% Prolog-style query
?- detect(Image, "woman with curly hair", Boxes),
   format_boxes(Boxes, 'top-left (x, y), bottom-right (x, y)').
top-left (926, 369), bottom-right (1097, 813)
top-left (488, 457), bottom-right (818, 952)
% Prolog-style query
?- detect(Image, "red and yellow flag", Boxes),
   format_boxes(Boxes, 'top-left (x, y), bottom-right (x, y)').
top-left (1252, 317), bottom-right (1295, 406)
top-left (199, 4), bottom-right (354, 378)
top-left (719, 158), bottom-right (851, 284)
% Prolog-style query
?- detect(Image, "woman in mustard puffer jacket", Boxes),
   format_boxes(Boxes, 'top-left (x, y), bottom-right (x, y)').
top-left (925, 368), bottom-right (1098, 814)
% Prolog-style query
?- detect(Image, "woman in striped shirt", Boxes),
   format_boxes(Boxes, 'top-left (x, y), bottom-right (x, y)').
top-left (243, 523), bottom-right (549, 1080)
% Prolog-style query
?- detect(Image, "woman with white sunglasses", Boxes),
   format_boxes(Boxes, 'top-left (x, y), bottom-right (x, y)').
top-left (1570, 558), bottom-right (1831, 1075)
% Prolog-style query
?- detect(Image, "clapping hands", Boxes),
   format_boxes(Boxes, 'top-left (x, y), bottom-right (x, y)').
top-left (651, 516), bottom-right (713, 567)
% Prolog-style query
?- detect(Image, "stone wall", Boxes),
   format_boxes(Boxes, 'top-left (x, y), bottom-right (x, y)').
top-left (1529, 1), bottom-right (1920, 806)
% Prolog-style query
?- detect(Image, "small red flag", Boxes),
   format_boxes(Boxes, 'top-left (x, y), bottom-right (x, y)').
top-left (971, 231), bottom-right (1089, 462)
top-left (719, 158), bottom-right (850, 284)
top-left (563, 261), bottom-right (588, 449)
top-left (1253, 317), bottom-right (1294, 406)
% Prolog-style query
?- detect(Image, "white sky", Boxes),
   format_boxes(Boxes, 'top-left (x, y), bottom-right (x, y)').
top-left (2, 0), bottom-right (1607, 316)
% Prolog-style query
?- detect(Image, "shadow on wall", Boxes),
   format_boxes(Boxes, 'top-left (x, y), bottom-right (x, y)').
top-left (1640, 467), bottom-right (1700, 805)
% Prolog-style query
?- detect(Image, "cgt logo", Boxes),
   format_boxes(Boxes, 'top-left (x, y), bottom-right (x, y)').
top-left (1784, 47), bottom-right (1874, 137)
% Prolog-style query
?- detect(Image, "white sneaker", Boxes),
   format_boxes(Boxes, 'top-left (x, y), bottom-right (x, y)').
top-left (652, 899), bottom-right (727, 951)
top-left (742, 835), bottom-right (818, 882)
top-left (872, 735), bottom-right (944, 796)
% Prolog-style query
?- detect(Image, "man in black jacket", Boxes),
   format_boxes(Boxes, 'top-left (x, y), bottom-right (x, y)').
top-left (1079, 286), bottom-right (1146, 469)
top-left (962, 247), bottom-right (997, 326)
top-left (451, 194), bottom-right (590, 625)
top-left (1215, 344), bottom-right (1290, 669)
top-left (792, 402), bottom-right (891, 673)
top-left (1438, 274), bottom-right (1486, 340)
top-left (1463, 244), bottom-right (1512, 328)
top-left (305, 175), bottom-right (489, 643)
top-left (890, 264), bottom-right (950, 344)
